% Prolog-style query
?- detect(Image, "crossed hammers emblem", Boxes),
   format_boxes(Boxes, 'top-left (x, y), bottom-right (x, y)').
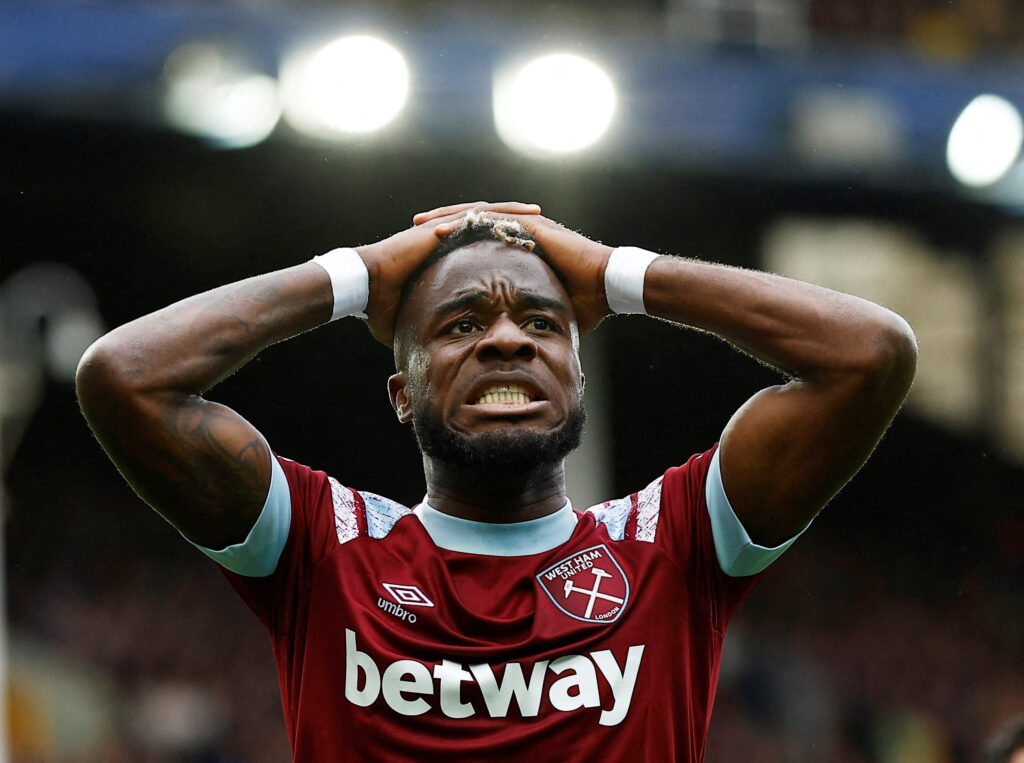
top-left (563, 566), bottom-right (625, 619)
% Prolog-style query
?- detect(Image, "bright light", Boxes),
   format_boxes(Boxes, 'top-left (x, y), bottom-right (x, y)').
top-left (947, 94), bottom-right (1024, 187)
top-left (280, 35), bottom-right (409, 137)
top-left (494, 53), bottom-right (616, 155)
top-left (163, 43), bottom-right (281, 149)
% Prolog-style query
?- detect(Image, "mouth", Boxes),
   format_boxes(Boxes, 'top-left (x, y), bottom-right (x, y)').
top-left (472, 383), bottom-right (537, 406)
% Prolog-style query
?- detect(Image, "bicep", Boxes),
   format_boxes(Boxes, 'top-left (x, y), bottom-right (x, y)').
top-left (719, 367), bottom-right (908, 547)
top-left (80, 375), bottom-right (272, 549)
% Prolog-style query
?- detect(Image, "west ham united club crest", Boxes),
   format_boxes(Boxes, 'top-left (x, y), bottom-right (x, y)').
top-left (536, 544), bottom-right (630, 624)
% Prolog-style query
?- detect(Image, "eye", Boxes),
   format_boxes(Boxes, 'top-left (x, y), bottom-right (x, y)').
top-left (524, 317), bottom-right (554, 332)
top-left (449, 319), bottom-right (480, 335)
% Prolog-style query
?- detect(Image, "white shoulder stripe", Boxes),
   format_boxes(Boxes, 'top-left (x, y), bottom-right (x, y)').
top-left (584, 496), bottom-right (631, 541)
top-left (329, 476), bottom-right (360, 544)
top-left (634, 476), bottom-right (663, 543)
top-left (360, 492), bottom-right (413, 539)
top-left (584, 474), bottom-right (664, 543)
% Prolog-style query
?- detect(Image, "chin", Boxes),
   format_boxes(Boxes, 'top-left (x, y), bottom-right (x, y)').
top-left (413, 406), bottom-right (586, 471)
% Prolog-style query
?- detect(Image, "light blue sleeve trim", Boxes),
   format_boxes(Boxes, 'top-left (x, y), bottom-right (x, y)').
top-left (705, 447), bottom-right (811, 577)
top-left (185, 455), bottom-right (292, 577)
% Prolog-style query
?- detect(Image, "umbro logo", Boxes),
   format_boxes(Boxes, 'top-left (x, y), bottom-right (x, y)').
top-left (382, 583), bottom-right (434, 608)
top-left (377, 582), bottom-right (433, 624)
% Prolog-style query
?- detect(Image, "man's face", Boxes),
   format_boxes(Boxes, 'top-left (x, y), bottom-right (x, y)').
top-left (389, 240), bottom-right (585, 469)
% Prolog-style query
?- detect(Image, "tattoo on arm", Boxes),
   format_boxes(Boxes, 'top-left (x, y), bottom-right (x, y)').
top-left (83, 263), bottom-right (330, 546)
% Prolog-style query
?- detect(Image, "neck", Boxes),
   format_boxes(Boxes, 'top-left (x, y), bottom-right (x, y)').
top-left (422, 456), bottom-right (568, 523)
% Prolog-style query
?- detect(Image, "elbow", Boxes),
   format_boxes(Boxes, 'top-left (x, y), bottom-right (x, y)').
top-left (76, 336), bottom-right (118, 418)
top-left (862, 311), bottom-right (918, 400)
top-left (75, 332), bottom-right (140, 422)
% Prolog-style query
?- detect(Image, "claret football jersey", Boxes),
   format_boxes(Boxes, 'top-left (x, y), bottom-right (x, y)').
top-left (194, 445), bottom-right (804, 762)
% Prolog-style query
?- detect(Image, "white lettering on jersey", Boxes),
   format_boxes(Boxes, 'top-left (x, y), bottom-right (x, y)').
top-left (548, 654), bottom-right (601, 713)
top-left (377, 597), bottom-right (418, 624)
top-left (381, 660), bottom-right (432, 716)
top-left (469, 659), bottom-right (549, 718)
top-left (433, 660), bottom-right (475, 719)
top-left (344, 629), bottom-right (645, 727)
top-left (542, 548), bottom-right (603, 581)
top-left (345, 629), bottom-right (380, 707)
top-left (591, 647), bottom-right (645, 726)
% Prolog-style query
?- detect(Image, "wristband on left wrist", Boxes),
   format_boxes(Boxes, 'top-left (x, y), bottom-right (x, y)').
top-left (604, 246), bottom-right (660, 315)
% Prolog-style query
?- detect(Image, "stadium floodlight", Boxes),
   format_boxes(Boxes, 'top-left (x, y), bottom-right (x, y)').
top-left (163, 43), bottom-right (281, 149)
top-left (947, 94), bottom-right (1024, 188)
top-left (494, 53), bottom-right (616, 156)
top-left (280, 35), bottom-right (409, 137)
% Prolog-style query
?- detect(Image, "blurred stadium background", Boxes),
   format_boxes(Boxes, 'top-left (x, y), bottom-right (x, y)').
top-left (2, 0), bottom-right (1024, 760)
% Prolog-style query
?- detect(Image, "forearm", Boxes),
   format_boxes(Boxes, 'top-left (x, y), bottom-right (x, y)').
top-left (80, 261), bottom-right (333, 399)
top-left (642, 256), bottom-right (915, 383)
top-left (640, 254), bottom-right (915, 543)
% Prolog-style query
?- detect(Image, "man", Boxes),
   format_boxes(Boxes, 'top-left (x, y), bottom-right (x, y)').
top-left (76, 201), bottom-right (917, 760)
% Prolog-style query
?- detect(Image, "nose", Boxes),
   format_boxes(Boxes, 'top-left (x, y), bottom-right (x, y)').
top-left (475, 315), bottom-right (537, 362)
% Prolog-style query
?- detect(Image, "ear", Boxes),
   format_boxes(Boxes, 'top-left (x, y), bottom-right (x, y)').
top-left (388, 372), bottom-right (414, 423)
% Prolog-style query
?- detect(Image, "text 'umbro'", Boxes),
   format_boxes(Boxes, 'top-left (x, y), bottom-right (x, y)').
top-left (344, 629), bottom-right (644, 726)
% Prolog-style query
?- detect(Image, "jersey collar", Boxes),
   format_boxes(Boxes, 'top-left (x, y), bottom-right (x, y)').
top-left (413, 499), bottom-right (578, 557)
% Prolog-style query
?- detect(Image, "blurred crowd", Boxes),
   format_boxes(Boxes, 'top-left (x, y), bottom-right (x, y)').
top-left (707, 538), bottom-right (1024, 761)
top-left (6, 465), bottom-right (290, 761)
top-left (807, 0), bottom-right (1024, 57)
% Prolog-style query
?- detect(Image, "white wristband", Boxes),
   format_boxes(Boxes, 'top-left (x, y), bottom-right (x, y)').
top-left (604, 247), bottom-right (659, 315)
top-left (311, 248), bottom-right (369, 321)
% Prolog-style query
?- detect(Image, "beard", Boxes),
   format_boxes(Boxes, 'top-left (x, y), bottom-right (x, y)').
top-left (411, 396), bottom-right (586, 471)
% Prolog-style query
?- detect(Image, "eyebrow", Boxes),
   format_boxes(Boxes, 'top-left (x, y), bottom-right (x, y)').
top-left (433, 290), bottom-right (568, 317)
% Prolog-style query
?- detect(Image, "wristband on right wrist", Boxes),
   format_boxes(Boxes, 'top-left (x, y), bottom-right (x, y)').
top-left (311, 248), bottom-right (369, 321)
top-left (604, 246), bottom-right (660, 315)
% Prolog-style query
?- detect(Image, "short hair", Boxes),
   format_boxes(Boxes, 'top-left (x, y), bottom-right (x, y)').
top-left (392, 211), bottom-right (545, 368)
top-left (986, 715), bottom-right (1024, 763)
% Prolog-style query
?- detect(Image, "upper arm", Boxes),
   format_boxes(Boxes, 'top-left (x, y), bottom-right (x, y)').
top-left (76, 341), bottom-right (271, 550)
top-left (719, 314), bottom-right (917, 546)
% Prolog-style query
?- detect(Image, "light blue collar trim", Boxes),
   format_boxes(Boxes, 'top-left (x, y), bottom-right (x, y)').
top-left (414, 499), bottom-right (578, 557)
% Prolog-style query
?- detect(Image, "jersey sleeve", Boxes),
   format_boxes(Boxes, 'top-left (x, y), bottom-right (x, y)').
top-left (184, 454), bottom-right (292, 577)
top-left (704, 446), bottom-right (810, 577)
top-left (657, 444), bottom-right (801, 632)
top-left (207, 455), bottom-right (341, 641)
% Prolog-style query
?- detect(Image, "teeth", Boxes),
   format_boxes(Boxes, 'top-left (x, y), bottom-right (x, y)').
top-left (475, 384), bottom-right (533, 405)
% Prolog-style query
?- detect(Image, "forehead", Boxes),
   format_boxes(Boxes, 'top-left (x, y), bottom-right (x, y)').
top-left (409, 240), bottom-right (572, 319)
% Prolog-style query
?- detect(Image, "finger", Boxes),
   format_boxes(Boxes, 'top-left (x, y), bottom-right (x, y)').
top-left (413, 202), bottom-right (487, 226)
top-left (432, 220), bottom-right (461, 237)
top-left (413, 201), bottom-right (541, 226)
top-left (478, 201), bottom-right (542, 214)
top-left (430, 206), bottom-right (544, 237)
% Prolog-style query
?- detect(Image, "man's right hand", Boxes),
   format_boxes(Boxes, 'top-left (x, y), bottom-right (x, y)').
top-left (358, 201), bottom-right (541, 345)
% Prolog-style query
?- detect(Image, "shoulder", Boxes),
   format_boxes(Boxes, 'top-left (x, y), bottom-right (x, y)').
top-left (272, 456), bottom-right (417, 548)
top-left (328, 482), bottom-right (415, 544)
top-left (584, 474), bottom-right (665, 543)
top-left (584, 449), bottom-right (716, 544)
